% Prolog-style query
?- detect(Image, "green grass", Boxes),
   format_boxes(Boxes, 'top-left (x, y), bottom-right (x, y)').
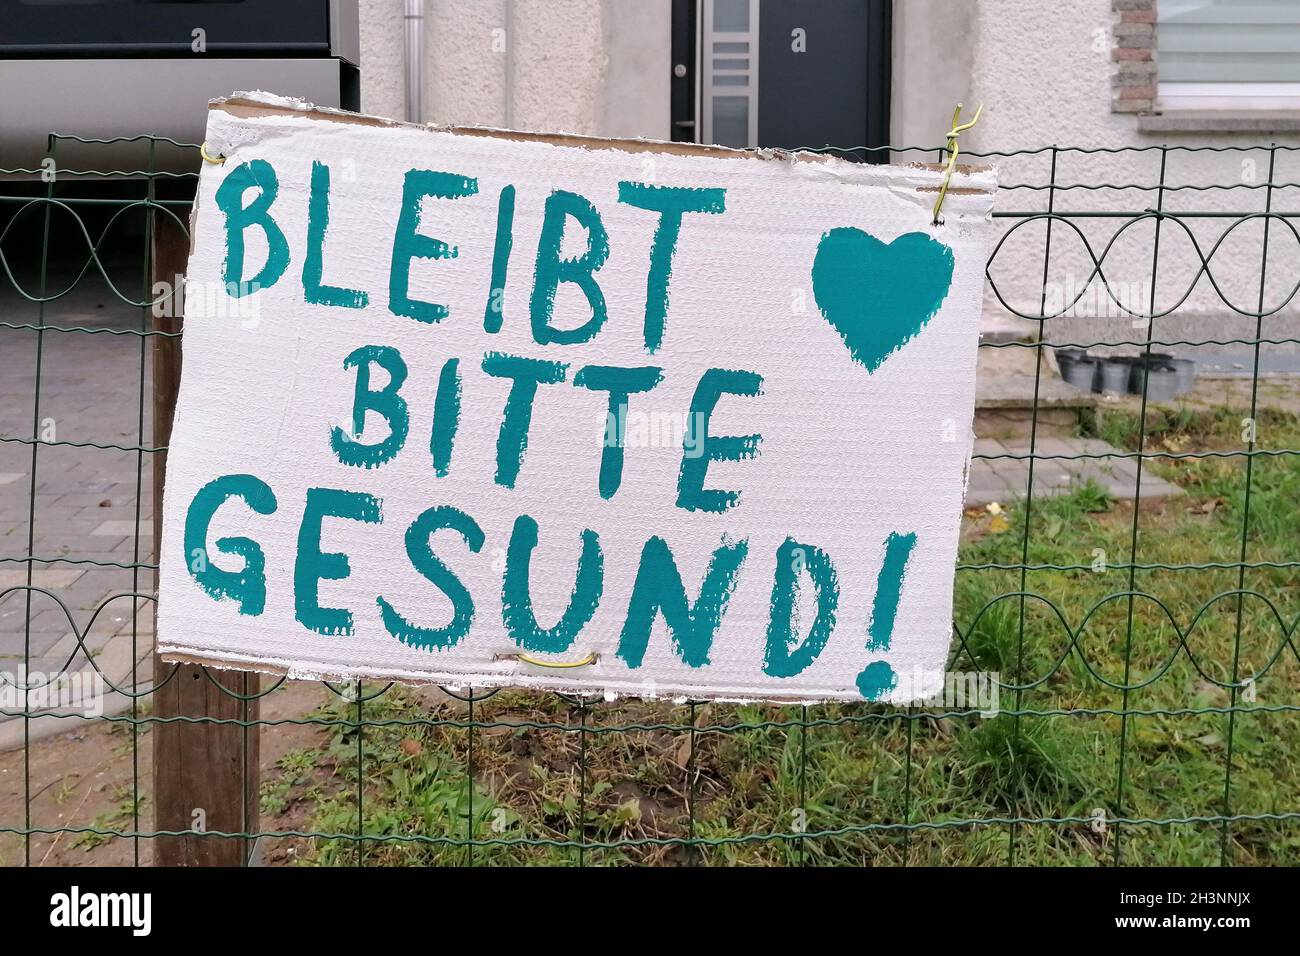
top-left (70, 790), bottom-right (147, 852)
top-left (278, 401), bottom-right (1300, 866)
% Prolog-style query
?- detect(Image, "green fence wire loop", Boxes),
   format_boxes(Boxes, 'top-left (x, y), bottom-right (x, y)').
top-left (1, 134), bottom-right (1297, 866)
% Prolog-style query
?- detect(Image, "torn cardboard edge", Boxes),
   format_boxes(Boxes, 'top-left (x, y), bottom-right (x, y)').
top-left (207, 91), bottom-right (997, 202)
top-left (188, 91), bottom-right (996, 261)
top-left (156, 648), bottom-right (920, 706)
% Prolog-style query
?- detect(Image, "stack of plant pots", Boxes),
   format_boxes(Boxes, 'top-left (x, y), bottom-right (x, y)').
top-left (1055, 349), bottom-right (1194, 401)
top-left (1056, 348), bottom-right (1099, 392)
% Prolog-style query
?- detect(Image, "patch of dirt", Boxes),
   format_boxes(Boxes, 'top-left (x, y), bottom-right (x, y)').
top-left (0, 680), bottom-right (328, 866)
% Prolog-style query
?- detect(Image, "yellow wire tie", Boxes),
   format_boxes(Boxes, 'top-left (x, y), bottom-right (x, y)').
top-left (200, 143), bottom-right (226, 165)
top-left (512, 652), bottom-right (598, 669)
top-left (932, 102), bottom-right (983, 226)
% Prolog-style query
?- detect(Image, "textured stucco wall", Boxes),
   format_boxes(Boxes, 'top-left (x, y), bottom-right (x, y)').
top-left (357, 0), bottom-right (668, 138)
top-left (599, 0), bottom-right (671, 139)
top-left (890, 0), bottom-right (974, 155)
top-left (967, 0), bottom-right (1300, 358)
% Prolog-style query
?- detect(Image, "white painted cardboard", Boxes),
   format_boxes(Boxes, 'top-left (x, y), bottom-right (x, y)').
top-left (157, 93), bottom-right (998, 702)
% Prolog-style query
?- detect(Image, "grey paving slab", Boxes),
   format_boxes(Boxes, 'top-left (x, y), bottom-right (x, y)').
top-left (0, 567), bottom-right (85, 590)
top-left (965, 471), bottom-right (1015, 507)
top-left (1, 283), bottom-right (157, 722)
top-left (971, 437), bottom-right (1010, 457)
top-left (57, 493), bottom-right (136, 510)
top-left (964, 435), bottom-right (1184, 508)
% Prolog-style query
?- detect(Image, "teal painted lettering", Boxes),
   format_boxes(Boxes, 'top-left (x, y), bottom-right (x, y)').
top-left (330, 344), bottom-right (409, 469)
top-left (376, 505), bottom-right (484, 651)
top-left (294, 488), bottom-right (382, 636)
top-left (214, 159), bottom-right (289, 296)
top-left (302, 160), bottom-right (368, 308)
top-left (617, 535), bottom-right (748, 669)
top-left (855, 531), bottom-right (918, 700)
top-left (183, 474), bottom-right (277, 615)
top-left (573, 364), bottom-right (663, 499)
top-left (617, 182), bottom-right (726, 352)
top-left (430, 357), bottom-right (461, 477)
top-left (529, 190), bottom-right (609, 345)
top-left (763, 539), bottom-right (840, 678)
top-left (482, 351), bottom-right (568, 488)
top-left (501, 514), bottom-right (603, 653)
top-left (483, 184), bottom-right (515, 333)
top-left (389, 169), bottom-right (478, 323)
top-left (676, 368), bottom-right (762, 513)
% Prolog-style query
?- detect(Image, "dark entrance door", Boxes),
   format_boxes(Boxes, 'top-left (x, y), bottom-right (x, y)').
top-left (671, 0), bottom-right (891, 160)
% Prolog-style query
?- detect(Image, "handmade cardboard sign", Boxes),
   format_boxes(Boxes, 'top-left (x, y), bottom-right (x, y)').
top-left (157, 93), bottom-right (998, 702)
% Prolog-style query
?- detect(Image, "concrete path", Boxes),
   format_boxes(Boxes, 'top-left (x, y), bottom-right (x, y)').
top-left (965, 435), bottom-right (1183, 509)
top-left (0, 277), bottom-right (155, 726)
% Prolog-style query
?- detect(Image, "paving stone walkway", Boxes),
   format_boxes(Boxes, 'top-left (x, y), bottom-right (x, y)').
top-left (0, 277), bottom-right (155, 720)
top-left (965, 436), bottom-right (1183, 509)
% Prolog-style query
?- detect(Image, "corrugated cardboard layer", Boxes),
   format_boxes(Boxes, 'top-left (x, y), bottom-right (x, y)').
top-left (157, 92), bottom-right (998, 702)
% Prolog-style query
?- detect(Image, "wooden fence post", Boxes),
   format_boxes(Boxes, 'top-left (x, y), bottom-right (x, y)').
top-left (151, 211), bottom-right (260, 866)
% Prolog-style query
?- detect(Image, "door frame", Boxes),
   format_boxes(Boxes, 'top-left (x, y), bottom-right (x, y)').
top-left (671, 0), bottom-right (892, 157)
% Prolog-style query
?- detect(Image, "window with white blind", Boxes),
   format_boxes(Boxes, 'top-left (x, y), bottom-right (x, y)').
top-left (1158, 0), bottom-right (1300, 109)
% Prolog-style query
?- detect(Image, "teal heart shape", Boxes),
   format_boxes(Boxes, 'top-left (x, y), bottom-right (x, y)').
top-left (811, 228), bottom-right (955, 373)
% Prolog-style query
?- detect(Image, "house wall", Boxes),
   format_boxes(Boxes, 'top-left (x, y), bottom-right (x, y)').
top-left (357, 0), bottom-right (669, 138)
top-left (890, 0), bottom-right (974, 155)
top-left (966, 0), bottom-right (1300, 360)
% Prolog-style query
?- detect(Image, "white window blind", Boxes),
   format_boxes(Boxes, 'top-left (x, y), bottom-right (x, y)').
top-left (1158, 0), bottom-right (1300, 107)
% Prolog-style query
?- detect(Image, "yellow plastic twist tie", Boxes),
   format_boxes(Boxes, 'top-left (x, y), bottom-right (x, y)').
top-left (932, 102), bottom-right (983, 225)
top-left (514, 652), bottom-right (598, 669)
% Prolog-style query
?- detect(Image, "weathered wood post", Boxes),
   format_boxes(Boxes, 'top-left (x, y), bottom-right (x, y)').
top-left (151, 211), bottom-right (260, 866)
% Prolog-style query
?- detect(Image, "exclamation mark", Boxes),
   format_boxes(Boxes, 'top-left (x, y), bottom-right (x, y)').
top-left (855, 531), bottom-right (917, 700)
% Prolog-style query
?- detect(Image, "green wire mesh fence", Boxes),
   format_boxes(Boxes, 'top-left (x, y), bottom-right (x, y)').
top-left (0, 133), bottom-right (1298, 866)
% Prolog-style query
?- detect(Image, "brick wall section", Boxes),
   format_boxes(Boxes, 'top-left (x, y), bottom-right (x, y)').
top-left (1112, 0), bottom-right (1156, 113)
